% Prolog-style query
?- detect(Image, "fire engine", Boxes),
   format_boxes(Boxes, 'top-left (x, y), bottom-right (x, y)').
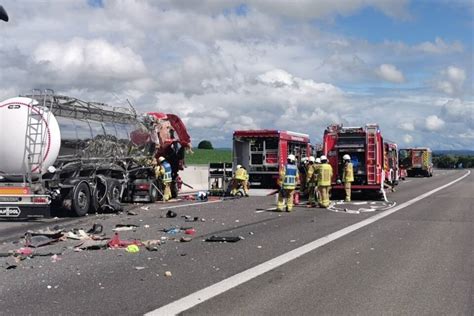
top-left (383, 141), bottom-right (400, 186)
top-left (322, 124), bottom-right (385, 194)
top-left (399, 147), bottom-right (433, 177)
top-left (233, 130), bottom-right (311, 188)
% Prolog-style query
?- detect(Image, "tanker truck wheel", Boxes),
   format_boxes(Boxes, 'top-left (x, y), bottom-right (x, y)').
top-left (72, 182), bottom-right (91, 217)
top-left (106, 179), bottom-right (123, 212)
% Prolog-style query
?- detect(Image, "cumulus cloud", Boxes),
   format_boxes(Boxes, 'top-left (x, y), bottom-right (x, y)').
top-left (440, 98), bottom-right (474, 124)
top-left (436, 66), bottom-right (466, 95)
top-left (414, 37), bottom-right (464, 54)
top-left (375, 64), bottom-right (405, 83)
top-left (33, 38), bottom-right (147, 80)
top-left (0, 1), bottom-right (472, 149)
top-left (399, 121), bottom-right (415, 131)
top-left (425, 115), bottom-right (445, 131)
top-left (403, 134), bottom-right (413, 144)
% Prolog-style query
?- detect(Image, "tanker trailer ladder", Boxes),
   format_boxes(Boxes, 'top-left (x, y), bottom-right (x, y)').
top-left (24, 89), bottom-right (53, 184)
top-left (366, 125), bottom-right (378, 185)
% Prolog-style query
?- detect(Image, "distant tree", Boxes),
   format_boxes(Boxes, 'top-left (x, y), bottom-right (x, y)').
top-left (198, 140), bottom-right (214, 150)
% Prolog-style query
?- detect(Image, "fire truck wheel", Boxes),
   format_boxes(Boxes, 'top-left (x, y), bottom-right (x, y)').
top-left (72, 182), bottom-right (91, 217)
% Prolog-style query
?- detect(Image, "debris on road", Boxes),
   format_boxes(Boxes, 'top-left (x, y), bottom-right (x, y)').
top-left (75, 240), bottom-right (108, 250)
top-left (164, 271), bottom-right (172, 277)
top-left (126, 245), bottom-right (140, 253)
top-left (205, 236), bottom-right (242, 243)
top-left (166, 210), bottom-right (177, 218)
top-left (112, 224), bottom-right (139, 232)
top-left (143, 240), bottom-right (161, 251)
top-left (184, 228), bottom-right (196, 235)
top-left (25, 234), bottom-right (60, 248)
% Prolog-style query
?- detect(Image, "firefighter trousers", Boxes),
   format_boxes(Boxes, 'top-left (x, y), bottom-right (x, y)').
top-left (307, 183), bottom-right (318, 205)
top-left (163, 183), bottom-right (171, 201)
top-left (277, 189), bottom-right (295, 212)
top-left (318, 185), bottom-right (331, 208)
top-left (344, 182), bottom-right (352, 202)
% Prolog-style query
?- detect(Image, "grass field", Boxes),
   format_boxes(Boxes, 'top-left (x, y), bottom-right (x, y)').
top-left (185, 148), bottom-right (232, 165)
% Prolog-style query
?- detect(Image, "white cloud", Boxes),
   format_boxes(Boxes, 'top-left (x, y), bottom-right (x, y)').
top-left (436, 66), bottom-right (466, 95)
top-left (399, 121), bottom-right (415, 131)
top-left (403, 134), bottom-right (413, 144)
top-left (414, 37), bottom-right (464, 54)
top-left (425, 115), bottom-right (445, 131)
top-left (33, 38), bottom-right (147, 80)
top-left (440, 98), bottom-right (474, 124)
top-left (375, 64), bottom-right (405, 83)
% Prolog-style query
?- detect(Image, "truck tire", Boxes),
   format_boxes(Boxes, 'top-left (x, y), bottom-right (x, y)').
top-left (106, 179), bottom-right (123, 212)
top-left (72, 181), bottom-right (91, 217)
top-left (149, 181), bottom-right (159, 203)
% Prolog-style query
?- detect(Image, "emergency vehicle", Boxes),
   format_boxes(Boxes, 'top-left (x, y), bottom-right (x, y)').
top-left (399, 147), bottom-right (433, 177)
top-left (383, 141), bottom-right (400, 186)
top-left (322, 124), bottom-right (384, 194)
top-left (232, 130), bottom-right (311, 188)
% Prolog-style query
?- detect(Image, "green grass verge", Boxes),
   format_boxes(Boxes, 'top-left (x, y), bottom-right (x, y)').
top-left (185, 148), bottom-right (232, 165)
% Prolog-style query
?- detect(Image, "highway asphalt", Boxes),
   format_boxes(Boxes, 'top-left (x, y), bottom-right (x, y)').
top-left (0, 169), bottom-right (471, 315)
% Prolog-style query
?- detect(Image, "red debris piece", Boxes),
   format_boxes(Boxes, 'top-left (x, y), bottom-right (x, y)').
top-left (184, 228), bottom-right (196, 235)
top-left (107, 232), bottom-right (142, 248)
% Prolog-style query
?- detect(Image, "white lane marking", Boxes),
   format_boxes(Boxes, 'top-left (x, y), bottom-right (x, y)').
top-left (147, 170), bottom-right (470, 316)
top-left (255, 207), bottom-right (276, 213)
top-left (158, 200), bottom-right (222, 210)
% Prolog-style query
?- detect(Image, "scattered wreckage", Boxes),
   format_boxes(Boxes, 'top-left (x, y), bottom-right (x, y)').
top-left (0, 91), bottom-right (191, 218)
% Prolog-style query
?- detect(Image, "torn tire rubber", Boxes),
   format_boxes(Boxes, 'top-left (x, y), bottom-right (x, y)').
top-left (72, 181), bottom-right (91, 217)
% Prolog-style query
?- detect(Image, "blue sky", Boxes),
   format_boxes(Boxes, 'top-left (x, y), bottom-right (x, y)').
top-left (0, 0), bottom-right (472, 149)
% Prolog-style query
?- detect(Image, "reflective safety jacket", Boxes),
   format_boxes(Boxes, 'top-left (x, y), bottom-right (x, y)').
top-left (157, 161), bottom-right (172, 183)
top-left (306, 163), bottom-right (317, 185)
top-left (234, 168), bottom-right (249, 181)
top-left (318, 163), bottom-right (333, 186)
top-left (280, 164), bottom-right (299, 189)
top-left (343, 162), bottom-right (354, 182)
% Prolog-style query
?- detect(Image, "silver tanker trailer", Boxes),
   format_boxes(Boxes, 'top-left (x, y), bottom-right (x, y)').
top-left (0, 91), bottom-right (170, 218)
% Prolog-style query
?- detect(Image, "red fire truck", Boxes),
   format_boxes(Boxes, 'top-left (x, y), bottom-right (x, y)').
top-left (399, 147), bottom-right (433, 177)
top-left (384, 141), bottom-right (400, 186)
top-left (322, 124), bottom-right (384, 194)
top-left (233, 130), bottom-right (311, 188)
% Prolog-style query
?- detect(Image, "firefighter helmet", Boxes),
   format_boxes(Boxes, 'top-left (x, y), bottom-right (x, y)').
top-left (343, 154), bottom-right (351, 161)
top-left (309, 156), bottom-right (315, 163)
top-left (320, 155), bottom-right (328, 162)
top-left (315, 158), bottom-right (321, 164)
top-left (287, 154), bottom-right (296, 162)
top-left (158, 156), bottom-right (166, 163)
top-left (236, 164), bottom-right (242, 169)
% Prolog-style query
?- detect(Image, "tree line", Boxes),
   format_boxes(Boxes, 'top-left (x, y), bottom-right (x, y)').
top-left (433, 154), bottom-right (474, 168)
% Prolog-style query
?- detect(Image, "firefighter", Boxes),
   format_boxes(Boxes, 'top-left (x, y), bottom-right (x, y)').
top-left (342, 154), bottom-right (354, 202)
top-left (318, 155), bottom-right (333, 208)
top-left (277, 154), bottom-right (299, 212)
top-left (156, 156), bottom-right (172, 201)
top-left (298, 157), bottom-right (308, 197)
top-left (306, 156), bottom-right (318, 207)
top-left (231, 165), bottom-right (249, 197)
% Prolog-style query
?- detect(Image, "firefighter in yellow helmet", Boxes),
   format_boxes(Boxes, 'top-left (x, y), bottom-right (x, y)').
top-left (305, 156), bottom-right (318, 207)
top-left (317, 155), bottom-right (333, 208)
top-left (277, 154), bottom-right (299, 212)
top-left (155, 156), bottom-right (172, 201)
top-left (231, 164), bottom-right (249, 197)
top-left (342, 154), bottom-right (354, 202)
